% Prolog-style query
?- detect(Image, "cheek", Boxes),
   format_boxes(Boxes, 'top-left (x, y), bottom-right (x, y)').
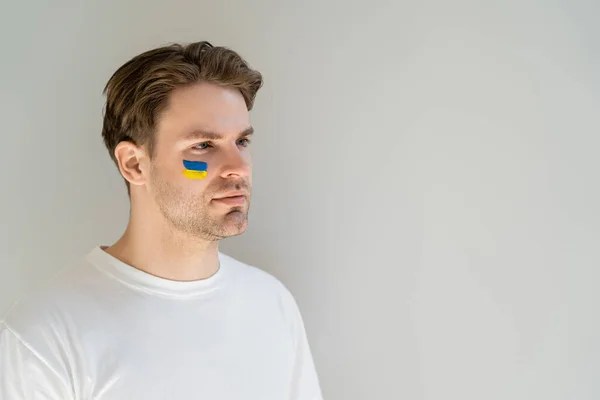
top-left (177, 177), bottom-right (210, 203)
top-left (179, 172), bottom-right (210, 196)
top-left (182, 170), bottom-right (208, 180)
top-left (181, 159), bottom-right (209, 180)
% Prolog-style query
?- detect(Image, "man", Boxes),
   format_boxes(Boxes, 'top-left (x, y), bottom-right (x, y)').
top-left (0, 41), bottom-right (323, 399)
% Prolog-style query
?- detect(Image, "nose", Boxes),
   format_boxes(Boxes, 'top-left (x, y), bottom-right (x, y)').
top-left (219, 147), bottom-right (251, 179)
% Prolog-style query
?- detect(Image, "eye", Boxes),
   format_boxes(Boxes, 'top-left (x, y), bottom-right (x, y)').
top-left (193, 142), bottom-right (211, 150)
top-left (237, 138), bottom-right (251, 147)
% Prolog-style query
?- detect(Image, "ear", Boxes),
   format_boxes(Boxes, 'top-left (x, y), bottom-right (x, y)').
top-left (114, 141), bottom-right (149, 188)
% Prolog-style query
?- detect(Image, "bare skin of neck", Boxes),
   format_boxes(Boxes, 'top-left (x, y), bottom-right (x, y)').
top-left (104, 193), bottom-right (220, 282)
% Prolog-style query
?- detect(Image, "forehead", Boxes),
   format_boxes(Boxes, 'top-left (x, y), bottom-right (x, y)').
top-left (157, 82), bottom-right (250, 140)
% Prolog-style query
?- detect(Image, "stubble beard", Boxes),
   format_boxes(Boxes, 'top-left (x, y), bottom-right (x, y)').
top-left (152, 173), bottom-right (251, 242)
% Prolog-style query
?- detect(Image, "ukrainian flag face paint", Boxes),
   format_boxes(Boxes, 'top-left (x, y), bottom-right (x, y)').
top-left (182, 160), bottom-right (208, 180)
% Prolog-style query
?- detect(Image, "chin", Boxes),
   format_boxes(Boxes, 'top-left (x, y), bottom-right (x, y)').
top-left (219, 210), bottom-right (249, 237)
top-left (217, 224), bottom-right (247, 240)
top-left (223, 226), bottom-right (248, 238)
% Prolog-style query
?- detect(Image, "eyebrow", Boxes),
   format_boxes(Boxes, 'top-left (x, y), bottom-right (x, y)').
top-left (184, 126), bottom-right (254, 141)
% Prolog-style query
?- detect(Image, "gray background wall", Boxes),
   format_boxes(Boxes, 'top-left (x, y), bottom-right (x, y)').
top-left (1, 0), bottom-right (598, 398)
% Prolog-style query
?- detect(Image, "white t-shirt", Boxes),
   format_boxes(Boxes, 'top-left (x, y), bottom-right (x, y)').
top-left (0, 247), bottom-right (323, 400)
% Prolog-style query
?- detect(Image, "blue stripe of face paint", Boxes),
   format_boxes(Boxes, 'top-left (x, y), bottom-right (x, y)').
top-left (183, 160), bottom-right (208, 171)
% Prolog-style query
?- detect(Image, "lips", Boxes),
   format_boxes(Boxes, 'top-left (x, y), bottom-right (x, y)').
top-left (212, 195), bottom-right (247, 206)
top-left (213, 192), bottom-right (248, 200)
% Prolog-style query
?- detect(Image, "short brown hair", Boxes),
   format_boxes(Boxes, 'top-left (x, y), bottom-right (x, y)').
top-left (101, 41), bottom-right (263, 167)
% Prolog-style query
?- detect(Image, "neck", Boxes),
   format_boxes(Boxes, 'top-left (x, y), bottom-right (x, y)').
top-left (105, 203), bottom-right (220, 282)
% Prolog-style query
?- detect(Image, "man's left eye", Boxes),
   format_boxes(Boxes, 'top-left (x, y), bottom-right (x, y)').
top-left (237, 138), bottom-right (251, 147)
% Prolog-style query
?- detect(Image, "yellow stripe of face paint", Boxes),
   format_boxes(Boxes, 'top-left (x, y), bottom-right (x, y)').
top-left (182, 170), bottom-right (208, 180)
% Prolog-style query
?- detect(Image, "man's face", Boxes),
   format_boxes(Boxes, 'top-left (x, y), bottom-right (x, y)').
top-left (147, 82), bottom-right (253, 241)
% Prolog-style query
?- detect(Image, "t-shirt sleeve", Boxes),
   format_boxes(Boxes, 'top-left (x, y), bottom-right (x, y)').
top-left (286, 294), bottom-right (324, 400)
top-left (0, 321), bottom-right (73, 399)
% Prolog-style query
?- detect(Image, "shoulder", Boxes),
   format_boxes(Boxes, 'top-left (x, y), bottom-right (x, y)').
top-left (0, 259), bottom-right (96, 394)
top-left (2, 255), bottom-right (102, 346)
top-left (219, 252), bottom-right (301, 314)
top-left (1, 317), bottom-right (74, 397)
top-left (219, 252), bottom-right (286, 290)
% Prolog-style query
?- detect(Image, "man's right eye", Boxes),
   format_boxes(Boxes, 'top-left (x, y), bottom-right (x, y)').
top-left (193, 142), bottom-right (211, 150)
